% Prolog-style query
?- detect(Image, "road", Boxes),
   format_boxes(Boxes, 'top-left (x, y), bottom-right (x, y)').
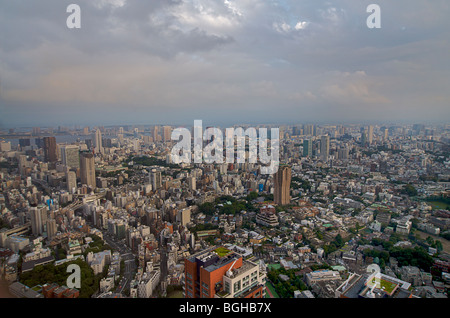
top-left (102, 231), bottom-right (137, 295)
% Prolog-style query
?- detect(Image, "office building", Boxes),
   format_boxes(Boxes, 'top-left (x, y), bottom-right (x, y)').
top-left (150, 169), bottom-right (162, 191)
top-left (80, 152), bottom-right (96, 188)
top-left (43, 137), bottom-right (57, 163)
top-left (60, 145), bottom-right (80, 168)
top-left (30, 205), bottom-right (48, 237)
top-left (66, 170), bottom-right (77, 193)
top-left (93, 129), bottom-right (103, 154)
top-left (368, 125), bottom-right (374, 144)
top-left (274, 165), bottom-right (291, 205)
top-left (303, 139), bottom-right (312, 157)
top-left (320, 135), bottom-right (329, 161)
top-left (153, 126), bottom-right (159, 142)
top-left (46, 218), bottom-right (57, 239)
top-left (163, 126), bottom-right (172, 142)
top-left (0, 141), bottom-right (11, 152)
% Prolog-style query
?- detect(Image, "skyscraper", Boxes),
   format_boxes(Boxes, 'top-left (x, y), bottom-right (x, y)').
top-left (153, 126), bottom-right (159, 142)
top-left (150, 169), bottom-right (162, 191)
top-left (30, 205), bottom-right (48, 237)
top-left (274, 165), bottom-right (291, 205)
top-left (93, 129), bottom-right (103, 154)
top-left (46, 218), bottom-right (57, 240)
top-left (368, 125), bottom-right (374, 145)
top-left (163, 126), bottom-right (172, 142)
top-left (303, 139), bottom-right (312, 157)
top-left (320, 135), bottom-right (330, 161)
top-left (66, 170), bottom-right (77, 193)
top-left (43, 137), bottom-right (57, 163)
top-left (60, 145), bottom-right (80, 168)
top-left (80, 152), bottom-right (96, 188)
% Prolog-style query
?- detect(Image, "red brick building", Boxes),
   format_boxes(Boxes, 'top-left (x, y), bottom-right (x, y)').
top-left (184, 246), bottom-right (266, 299)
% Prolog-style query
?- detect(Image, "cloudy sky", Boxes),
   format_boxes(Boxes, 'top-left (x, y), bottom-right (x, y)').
top-left (0, 0), bottom-right (449, 128)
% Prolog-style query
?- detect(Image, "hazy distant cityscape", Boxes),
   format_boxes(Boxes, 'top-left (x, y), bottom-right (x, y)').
top-left (0, 122), bottom-right (449, 299)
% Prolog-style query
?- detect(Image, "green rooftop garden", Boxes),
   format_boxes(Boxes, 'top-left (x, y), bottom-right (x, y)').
top-left (214, 247), bottom-right (232, 257)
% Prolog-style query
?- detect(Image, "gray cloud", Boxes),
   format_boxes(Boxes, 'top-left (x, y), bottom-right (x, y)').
top-left (0, 0), bottom-right (449, 128)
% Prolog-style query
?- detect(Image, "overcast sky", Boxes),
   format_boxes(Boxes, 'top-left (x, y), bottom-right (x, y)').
top-left (0, 0), bottom-right (449, 128)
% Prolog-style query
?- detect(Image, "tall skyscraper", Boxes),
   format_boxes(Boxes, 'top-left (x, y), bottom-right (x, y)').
top-left (188, 176), bottom-right (196, 191)
top-left (93, 129), bottom-right (103, 154)
top-left (18, 155), bottom-right (28, 176)
top-left (30, 205), bottom-right (48, 237)
top-left (150, 169), bottom-right (162, 191)
top-left (80, 152), bottom-right (96, 188)
top-left (368, 125), bottom-right (374, 145)
top-left (153, 126), bottom-right (159, 142)
top-left (274, 165), bottom-right (291, 206)
top-left (60, 145), bottom-right (80, 168)
top-left (66, 170), bottom-right (77, 193)
top-left (43, 137), bottom-right (57, 163)
top-left (163, 126), bottom-right (172, 142)
top-left (46, 218), bottom-right (57, 239)
top-left (320, 135), bottom-right (330, 161)
top-left (303, 139), bottom-right (312, 157)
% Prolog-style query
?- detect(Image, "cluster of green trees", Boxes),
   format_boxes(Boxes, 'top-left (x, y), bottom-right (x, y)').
top-left (198, 194), bottom-right (258, 216)
top-left (19, 259), bottom-right (100, 298)
top-left (291, 177), bottom-right (311, 192)
top-left (83, 234), bottom-right (112, 256)
top-left (321, 234), bottom-right (346, 255)
top-left (125, 155), bottom-right (179, 169)
top-left (364, 235), bottom-right (434, 271)
top-left (267, 267), bottom-right (308, 298)
top-left (19, 234), bottom-right (114, 298)
top-left (401, 184), bottom-right (418, 197)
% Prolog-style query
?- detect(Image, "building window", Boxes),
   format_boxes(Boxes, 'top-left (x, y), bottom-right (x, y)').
top-left (224, 281), bottom-right (230, 293)
top-left (234, 280), bottom-right (241, 293)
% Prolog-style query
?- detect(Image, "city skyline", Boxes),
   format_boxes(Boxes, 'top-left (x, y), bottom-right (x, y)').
top-left (1, 0), bottom-right (449, 128)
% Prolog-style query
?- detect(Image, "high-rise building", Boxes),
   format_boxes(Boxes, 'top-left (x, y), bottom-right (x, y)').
top-left (177, 207), bottom-right (191, 227)
top-left (368, 125), bottom-right (374, 145)
top-left (43, 137), bottom-right (57, 163)
top-left (320, 135), bottom-right (330, 161)
top-left (274, 165), bottom-right (291, 205)
top-left (18, 155), bottom-right (28, 176)
top-left (184, 246), bottom-right (266, 299)
top-left (163, 126), bottom-right (172, 142)
top-left (80, 152), bottom-right (96, 188)
top-left (19, 139), bottom-right (31, 147)
top-left (60, 145), bottom-right (80, 168)
top-left (93, 129), bottom-right (103, 154)
top-left (303, 139), bottom-right (312, 157)
top-left (66, 171), bottom-right (77, 193)
top-left (153, 126), bottom-right (159, 142)
top-left (338, 147), bottom-right (349, 160)
top-left (30, 205), bottom-right (48, 237)
top-left (0, 141), bottom-right (11, 152)
top-left (150, 169), bottom-right (162, 191)
top-left (46, 218), bottom-right (57, 239)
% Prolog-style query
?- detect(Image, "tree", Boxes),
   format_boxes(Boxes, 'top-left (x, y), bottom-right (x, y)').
top-left (198, 202), bottom-right (215, 215)
top-left (401, 184), bottom-right (418, 197)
